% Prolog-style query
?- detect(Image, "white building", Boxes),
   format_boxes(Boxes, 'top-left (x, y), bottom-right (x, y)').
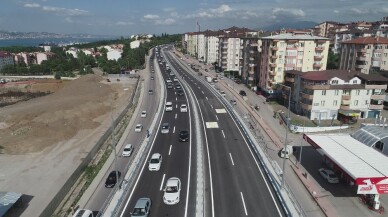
top-left (206, 34), bottom-right (219, 64)
top-left (130, 40), bottom-right (141, 49)
top-left (107, 50), bottom-right (122, 61)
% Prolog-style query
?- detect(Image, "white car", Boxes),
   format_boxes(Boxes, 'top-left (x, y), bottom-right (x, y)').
top-left (135, 124), bottom-right (143, 132)
top-left (122, 144), bottom-right (134, 157)
top-left (165, 102), bottom-right (173, 112)
top-left (173, 77), bottom-right (178, 82)
top-left (163, 177), bottom-right (181, 205)
top-left (180, 104), bottom-right (188, 112)
top-left (148, 153), bottom-right (162, 171)
top-left (166, 78), bottom-right (172, 83)
top-left (141, 111), bottom-right (147, 118)
top-left (318, 168), bottom-right (339, 184)
top-left (220, 91), bottom-right (226, 97)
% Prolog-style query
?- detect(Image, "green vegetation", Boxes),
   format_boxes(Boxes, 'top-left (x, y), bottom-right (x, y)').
top-left (327, 51), bottom-right (339, 69)
top-left (1, 34), bottom-right (181, 76)
top-left (0, 46), bottom-right (43, 53)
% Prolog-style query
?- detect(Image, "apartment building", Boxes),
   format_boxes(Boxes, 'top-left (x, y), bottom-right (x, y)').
top-left (284, 70), bottom-right (388, 121)
top-left (333, 29), bottom-right (375, 54)
top-left (205, 31), bottom-right (220, 64)
top-left (314, 21), bottom-right (343, 38)
top-left (218, 35), bottom-right (243, 72)
top-left (185, 32), bottom-right (198, 57)
top-left (0, 51), bottom-right (14, 71)
top-left (258, 33), bottom-right (330, 95)
top-left (339, 37), bottom-right (388, 74)
top-left (241, 38), bottom-right (259, 86)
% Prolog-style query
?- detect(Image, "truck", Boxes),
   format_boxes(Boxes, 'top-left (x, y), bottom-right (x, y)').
top-left (206, 76), bottom-right (213, 83)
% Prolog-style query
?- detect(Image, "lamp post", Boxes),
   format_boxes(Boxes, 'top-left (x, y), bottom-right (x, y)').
top-left (277, 84), bottom-right (291, 189)
top-left (110, 115), bottom-right (119, 188)
top-left (298, 118), bottom-right (306, 168)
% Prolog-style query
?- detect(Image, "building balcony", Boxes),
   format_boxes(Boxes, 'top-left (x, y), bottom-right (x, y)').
top-left (285, 77), bottom-right (294, 82)
top-left (249, 57), bottom-right (255, 61)
top-left (369, 104), bottom-right (383, 110)
top-left (370, 94), bottom-right (386, 100)
top-left (365, 84), bottom-right (387, 89)
top-left (222, 56), bottom-right (227, 59)
top-left (315, 47), bottom-right (325, 51)
top-left (249, 50), bottom-right (255, 54)
top-left (300, 92), bottom-right (314, 100)
top-left (314, 56), bottom-right (323, 60)
top-left (342, 95), bottom-right (351, 100)
top-left (269, 71), bottom-right (276, 76)
top-left (248, 77), bottom-right (254, 81)
top-left (271, 46), bottom-right (279, 51)
top-left (340, 105), bottom-right (350, 110)
top-left (249, 63), bottom-right (256, 67)
top-left (301, 84), bottom-right (330, 90)
top-left (356, 56), bottom-right (366, 61)
top-left (313, 63), bottom-right (322, 68)
top-left (355, 64), bottom-right (365, 69)
top-left (249, 70), bottom-right (255, 75)
top-left (341, 99), bottom-right (350, 105)
top-left (270, 55), bottom-right (277, 59)
top-left (301, 102), bottom-right (312, 110)
top-left (360, 49), bottom-right (366, 52)
top-left (270, 63), bottom-right (276, 68)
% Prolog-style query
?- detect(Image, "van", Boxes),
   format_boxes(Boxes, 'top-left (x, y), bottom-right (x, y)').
top-left (280, 145), bottom-right (293, 159)
top-left (73, 209), bottom-right (94, 217)
top-left (165, 102), bottom-right (173, 112)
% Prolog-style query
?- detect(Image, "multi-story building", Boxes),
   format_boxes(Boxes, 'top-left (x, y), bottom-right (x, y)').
top-left (333, 29), bottom-right (375, 54)
top-left (339, 37), bottom-right (388, 74)
top-left (284, 70), bottom-right (388, 121)
top-left (241, 38), bottom-right (259, 86)
top-left (258, 33), bottom-right (330, 95)
top-left (217, 35), bottom-right (243, 73)
top-left (204, 31), bottom-right (220, 64)
top-left (314, 21), bottom-right (343, 38)
top-left (185, 32), bottom-right (198, 58)
top-left (0, 51), bottom-right (14, 71)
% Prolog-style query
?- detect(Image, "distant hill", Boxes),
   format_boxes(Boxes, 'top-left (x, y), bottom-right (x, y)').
top-left (262, 21), bottom-right (318, 31)
top-left (0, 30), bottom-right (112, 39)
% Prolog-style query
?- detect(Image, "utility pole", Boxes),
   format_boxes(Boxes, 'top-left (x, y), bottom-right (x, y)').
top-left (110, 115), bottom-right (119, 188)
top-left (278, 84), bottom-right (291, 189)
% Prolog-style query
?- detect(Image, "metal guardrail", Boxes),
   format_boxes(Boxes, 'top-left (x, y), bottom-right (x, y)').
top-left (40, 77), bottom-right (140, 217)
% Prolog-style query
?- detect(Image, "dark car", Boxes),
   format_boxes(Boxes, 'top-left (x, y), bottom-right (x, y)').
top-left (179, 130), bottom-right (190, 142)
top-left (105, 171), bottom-right (121, 188)
top-left (177, 89), bottom-right (184, 96)
top-left (239, 90), bottom-right (247, 96)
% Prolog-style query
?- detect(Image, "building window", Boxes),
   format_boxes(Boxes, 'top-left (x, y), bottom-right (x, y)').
top-left (333, 100), bottom-right (338, 106)
top-left (280, 42), bottom-right (285, 47)
top-left (365, 100), bottom-right (369, 105)
top-left (335, 90), bottom-right (339, 95)
top-left (354, 100), bottom-right (358, 106)
top-left (277, 67), bottom-right (282, 72)
top-left (321, 100), bottom-right (325, 106)
top-left (298, 59), bottom-right (303, 64)
top-left (300, 42), bottom-right (304, 47)
top-left (356, 90), bottom-right (360, 95)
top-left (353, 80), bottom-right (357, 84)
top-left (322, 90), bottom-right (326, 95)
top-left (332, 80), bottom-right (338, 84)
top-left (298, 51), bottom-right (303, 56)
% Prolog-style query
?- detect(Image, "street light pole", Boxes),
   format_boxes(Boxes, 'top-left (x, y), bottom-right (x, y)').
top-left (278, 84), bottom-right (291, 189)
top-left (298, 118), bottom-right (305, 168)
top-left (110, 115), bottom-right (119, 188)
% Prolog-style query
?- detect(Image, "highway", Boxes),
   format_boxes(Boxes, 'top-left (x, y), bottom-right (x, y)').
top-left (164, 49), bottom-right (285, 217)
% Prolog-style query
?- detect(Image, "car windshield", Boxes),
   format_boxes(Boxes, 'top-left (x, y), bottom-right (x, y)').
top-left (132, 208), bottom-right (145, 215)
top-left (124, 148), bottom-right (131, 151)
top-left (329, 174), bottom-right (337, 178)
top-left (166, 186), bottom-right (178, 193)
top-left (162, 125), bottom-right (168, 129)
top-left (150, 159), bottom-right (159, 163)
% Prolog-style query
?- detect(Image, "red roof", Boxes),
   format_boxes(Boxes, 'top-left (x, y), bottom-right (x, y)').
top-left (341, 37), bottom-right (388, 44)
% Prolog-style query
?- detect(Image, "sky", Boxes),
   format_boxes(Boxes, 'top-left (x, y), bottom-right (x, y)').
top-left (0, 0), bottom-right (387, 37)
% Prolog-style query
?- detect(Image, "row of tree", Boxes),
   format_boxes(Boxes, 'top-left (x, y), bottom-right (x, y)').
top-left (0, 34), bottom-right (181, 76)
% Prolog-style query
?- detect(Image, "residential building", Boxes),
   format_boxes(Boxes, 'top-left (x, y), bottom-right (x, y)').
top-left (241, 38), bottom-right (259, 87)
top-left (339, 37), bottom-right (388, 74)
top-left (186, 32), bottom-right (198, 58)
top-left (333, 29), bottom-right (375, 54)
top-left (284, 70), bottom-right (388, 121)
top-left (314, 21), bottom-right (343, 38)
top-left (258, 33), bottom-right (330, 95)
top-left (205, 32), bottom-right (219, 64)
top-left (217, 35), bottom-right (243, 73)
top-left (0, 51), bottom-right (14, 71)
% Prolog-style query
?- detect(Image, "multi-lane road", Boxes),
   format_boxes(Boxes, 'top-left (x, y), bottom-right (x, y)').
top-left (83, 45), bottom-right (286, 216)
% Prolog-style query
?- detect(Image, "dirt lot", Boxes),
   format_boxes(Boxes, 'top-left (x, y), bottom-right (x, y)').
top-left (0, 75), bottom-right (133, 154)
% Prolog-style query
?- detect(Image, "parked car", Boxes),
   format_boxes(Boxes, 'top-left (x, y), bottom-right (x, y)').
top-left (230, 99), bottom-right (237, 105)
top-left (220, 90), bottom-right (226, 97)
top-left (72, 209), bottom-right (94, 217)
top-left (122, 144), bottom-right (134, 157)
top-left (179, 130), bottom-right (189, 142)
top-left (130, 198), bottom-right (151, 217)
top-left (105, 171), bottom-right (121, 188)
top-left (141, 111), bottom-right (147, 118)
top-left (148, 153), bottom-right (162, 171)
top-left (163, 177), bottom-right (181, 205)
top-left (239, 90), bottom-right (247, 96)
top-left (180, 104), bottom-right (188, 112)
top-left (318, 168), bottom-right (339, 184)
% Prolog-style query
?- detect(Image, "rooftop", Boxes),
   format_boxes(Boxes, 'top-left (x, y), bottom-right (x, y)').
top-left (341, 36), bottom-right (388, 44)
top-left (261, 33), bottom-right (329, 40)
top-left (286, 70), bottom-right (388, 82)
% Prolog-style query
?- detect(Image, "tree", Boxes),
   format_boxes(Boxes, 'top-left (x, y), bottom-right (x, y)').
top-left (0, 64), bottom-right (16, 75)
top-left (327, 51), bottom-right (339, 69)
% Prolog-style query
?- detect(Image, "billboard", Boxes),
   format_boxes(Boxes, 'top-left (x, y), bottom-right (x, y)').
top-left (357, 178), bottom-right (388, 194)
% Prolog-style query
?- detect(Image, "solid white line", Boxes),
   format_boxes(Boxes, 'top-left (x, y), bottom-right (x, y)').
top-left (169, 145), bottom-right (172, 155)
top-left (215, 115), bottom-right (219, 121)
top-left (198, 86), bottom-right (201, 89)
top-left (173, 126), bottom-right (175, 133)
top-left (175, 113), bottom-right (177, 119)
top-left (206, 96), bottom-right (208, 100)
top-left (241, 192), bottom-right (248, 216)
top-left (221, 129), bottom-right (225, 138)
top-left (229, 153), bottom-right (235, 166)
top-left (160, 174), bottom-right (166, 191)
top-left (176, 104), bottom-right (178, 108)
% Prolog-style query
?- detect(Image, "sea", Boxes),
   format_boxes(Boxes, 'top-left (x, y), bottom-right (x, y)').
top-left (0, 37), bottom-right (115, 47)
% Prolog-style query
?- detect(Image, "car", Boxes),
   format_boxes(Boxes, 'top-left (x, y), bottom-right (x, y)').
top-left (205, 69), bottom-right (208, 72)
top-left (166, 78), bottom-right (172, 83)
top-left (165, 102), bottom-right (173, 111)
top-left (130, 198), bottom-right (151, 217)
top-left (265, 96), bottom-right (278, 102)
top-left (177, 90), bottom-right (184, 96)
top-left (161, 123), bottom-right (170, 134)
top-left (151, 76), bottom-right (154, 80)
top-left (135, 124), bottom-right (143, 132)
top-left (220, 90), bottom-right (226, 97)
top-left (141, 111), bottom-right (147, 118)
top-left (239, 90), bottom-right (247, 96)
top-left (105, 171), bottom-right (121, 188)
top-left (175, 85), bottom-right (182, 89)
top-left (72, 209), bottom-right (94, 217)
top-left (148, 90), bottom-right (153, 95)
top-left (122, 144), bottom-right (134, 157)
top-left (178, 130), bottom-right (189, 142)
top-left (167, 84), bottom-right (173, 89)
top-left (230, 99), bottom-right (237, 105)
top-left (173, 77), bottom-right (178, 82)
top-left (169, 72), bottom-right (174, 76)
top-left (148, 153), bottom-right (162, 171)
top-left (163, 177), bottom-right (181, 205)
top-left (180, 104), bottom-right (188, 112)
top-left (318, 168), bottom-right (339, 184)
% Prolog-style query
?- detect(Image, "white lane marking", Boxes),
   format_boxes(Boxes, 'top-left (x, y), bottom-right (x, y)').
top-left (215, 115), bottom-right (219, 121)
top-left (206, 96), bottom-right (208, 100)
top-left (229, 153), bottom-right (235, 166)
top-left (169, 145), bottom-right (172, 155)
top-left (160, 174), bottom-right (166, 191)
top-left (198, 86), bottom-right (201, 89)
top-left (221, 130), bottom-right (225, 138)
top-left (173, 126), bottom-right (176, 133)
top-left (202, 91), bottom-right (205, 94)
top-left (210, 104), bottom-right (213, 109)
top-left (176, 97), bottom-right (177, 101)
top-left (241, 192), bottom-right (248, 215)
top-left (176, 104), bottom-right (178, 108)
top-left (175, 113), bottom-right (177, 119)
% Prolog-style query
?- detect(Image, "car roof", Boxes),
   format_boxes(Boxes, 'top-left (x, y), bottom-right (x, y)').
top-left (125, 144), bottom-right (133, 148)
top-left (136, 124), bottom-right (142, 127)
top-left (151, 153), bottom-right (161, 159)
top-left (162, 123), bottom-right (169, 126)
top-left (134, 197), bottom-right (151, 208)
top-left (166, 102), bottom-right (173, 105)
top-left (166, 177), bottom-right (180, 186)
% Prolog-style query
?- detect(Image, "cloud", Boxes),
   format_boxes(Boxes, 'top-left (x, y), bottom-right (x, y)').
top-left (350, 8), bottom-right (369, 14)
top-left (64, 17), bottom-right (74, 23)
top-left (143, 14), bottom-right (160, 20)
top-left (272, 8), bottom-right (306, 18)
top-left (41, 6), bottom-right (89, 16)
top-left (155, 18), bottom-right (176, 25)
top-left (163, 8), bottom-right (175, 12)
top-left (24, 3), bottom-right (41, 8)
top-left (186, 4), bottom-right (233, 19)
top-left (115, 21), bottom-right (134, 26)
